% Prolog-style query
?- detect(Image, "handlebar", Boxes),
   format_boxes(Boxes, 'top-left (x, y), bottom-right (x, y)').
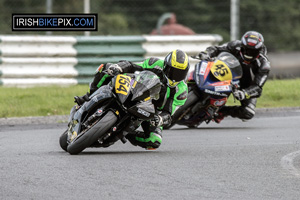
top-left (191, 55), bottom-right (201, 60)
top-left (191, 54), bottom-right (215, 62)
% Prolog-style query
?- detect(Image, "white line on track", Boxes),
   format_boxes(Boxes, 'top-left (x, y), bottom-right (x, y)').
top-left (281, 150), bottom-right (300, 177)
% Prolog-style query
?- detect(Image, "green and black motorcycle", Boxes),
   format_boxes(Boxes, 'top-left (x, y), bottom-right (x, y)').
top-left (59, 71), bottom-right (161, 155)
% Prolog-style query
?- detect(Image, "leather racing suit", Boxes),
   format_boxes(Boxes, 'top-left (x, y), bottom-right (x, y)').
top-left (87, 57), bottom-right (188, 149)
top-left (205, 40), bottom-right (271, 120)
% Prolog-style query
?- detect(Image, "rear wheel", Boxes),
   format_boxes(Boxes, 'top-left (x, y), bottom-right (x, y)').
top-left (67, 111), bottom-right (118, 155)
top-left (164, 90), bottom-right (199, 130)
top-left (163, 123), bottom-right (175, 130)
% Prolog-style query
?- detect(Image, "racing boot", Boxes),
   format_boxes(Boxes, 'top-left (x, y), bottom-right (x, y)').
top-left (74, 92), bottom-right (90, 106)
top-left (125, 129), bottom-right (162, 150)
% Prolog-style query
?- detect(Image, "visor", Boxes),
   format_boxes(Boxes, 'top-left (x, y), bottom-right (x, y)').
top-left (164, 64), bottom-right (189, 82)
top-left (242, 47), bottom-right (259, 60)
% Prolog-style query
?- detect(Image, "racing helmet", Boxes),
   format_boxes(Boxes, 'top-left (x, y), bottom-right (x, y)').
top-left (240, 31), bottom-right (264, 62)
top-left (163, 49), bottom-right (190, 87)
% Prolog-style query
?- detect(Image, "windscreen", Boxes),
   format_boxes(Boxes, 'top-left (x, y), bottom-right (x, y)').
top-left (216, 52), bottom-right (243, 80)
top-left (131, 71), bottom-right (161, 101)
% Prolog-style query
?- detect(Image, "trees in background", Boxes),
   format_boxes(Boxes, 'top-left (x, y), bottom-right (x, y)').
top-left (0, 0), bottom-right (299, 52)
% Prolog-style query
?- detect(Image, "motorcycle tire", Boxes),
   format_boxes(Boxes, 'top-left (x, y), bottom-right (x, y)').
top-left (67, 111), bottom-right (118, 155)
top-left (163, 122), bottom-right (175, 130)
top-left (164, 90), bottom-right (199, 130)
top-left (59, 130), bottom-right (68, 152)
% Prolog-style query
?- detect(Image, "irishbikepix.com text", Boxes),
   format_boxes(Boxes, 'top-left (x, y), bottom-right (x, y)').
top-left (12, 14), bottom-right (97, 31)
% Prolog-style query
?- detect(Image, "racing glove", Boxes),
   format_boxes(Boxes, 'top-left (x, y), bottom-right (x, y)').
top-left (233, 89), bottom-right (250, 101)
top-left (107, 64), bottom-right (123, 76)
top-left (150, 114), bottom-right (163, 127)
top-left (74, 92), bottom-right (90, 105)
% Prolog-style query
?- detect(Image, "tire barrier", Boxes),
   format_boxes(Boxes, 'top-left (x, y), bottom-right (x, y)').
top-left (0, 34), bottom-right (223, 87)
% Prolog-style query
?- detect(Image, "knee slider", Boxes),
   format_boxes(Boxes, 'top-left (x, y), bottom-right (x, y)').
top-left (242, 106), bottom-right (255, 120)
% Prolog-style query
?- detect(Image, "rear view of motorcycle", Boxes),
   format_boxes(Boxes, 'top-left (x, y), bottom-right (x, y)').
top-left (59, 71), bottom-right (161, 154)
top-left (164, 52), bottom-right (243, 129)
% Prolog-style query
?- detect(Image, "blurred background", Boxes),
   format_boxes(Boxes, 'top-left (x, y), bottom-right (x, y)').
top-left (1, 0), bottom-right (299, 52)
top-left (0, 0), bottom-right (299, 117)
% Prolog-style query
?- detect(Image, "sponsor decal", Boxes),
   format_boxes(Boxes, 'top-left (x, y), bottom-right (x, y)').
top-left (204, 89), bottom-right (228, 97)
top-left (137, 108), bottom-right (150, 117)
top-left (215, 85), bottom-right (230, 91)
top-left (210, 81), bottom-right (231, 86)
top-left (210, 98), bottom-right (227, 107)
top-left (199, 62), bottom-right (208, 75)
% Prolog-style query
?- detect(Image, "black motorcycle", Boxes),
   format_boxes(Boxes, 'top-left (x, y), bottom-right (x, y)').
top-left (59, 71), bottom-right (161, 154)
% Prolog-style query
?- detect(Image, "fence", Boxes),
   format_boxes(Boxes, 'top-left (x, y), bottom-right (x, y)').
top-left (1, 1), bottom-right (299, 52)
top-left (0, 34), bottom-right (222, 87)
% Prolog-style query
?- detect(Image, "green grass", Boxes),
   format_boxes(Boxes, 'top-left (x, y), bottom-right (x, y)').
top-left (227, 78), bottom-right (300, 108)
top-left (0, 85), bottom-right (89, 118)
top-left (0, 79), bottom-right (299, 118)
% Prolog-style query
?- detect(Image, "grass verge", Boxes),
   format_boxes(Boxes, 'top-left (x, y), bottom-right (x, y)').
top-left (0, 79), bottom-right (299, 118)
top-left (227, 78), bottom-right (300, 107)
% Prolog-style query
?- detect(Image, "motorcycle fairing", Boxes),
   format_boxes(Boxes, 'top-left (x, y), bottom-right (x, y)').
top-left (113, 74), bottom-right (133, 104)
top-left (128, 100), bottom-right (156, 120)
top-left (68, 105), bottom-right (78, 125)
top-left (194, 61), bottom-right (232, 98)
top-left (168, 52), bottom-right (243, 128)
top-left (71, 85), bottom-right (113, 135)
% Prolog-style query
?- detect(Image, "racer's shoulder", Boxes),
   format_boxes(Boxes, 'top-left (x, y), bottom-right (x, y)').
top-left (146, 57), bottom-right (164, 67)
top-left (135, 57), bottom-right (164, 69)
top-left (227, 40), bottom-right (242, 51)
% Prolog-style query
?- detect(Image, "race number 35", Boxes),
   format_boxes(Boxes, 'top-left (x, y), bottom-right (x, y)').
top-left (215, 64), bottom-right (229, 76)
top-left (211, 60), bottom-right (232, 81)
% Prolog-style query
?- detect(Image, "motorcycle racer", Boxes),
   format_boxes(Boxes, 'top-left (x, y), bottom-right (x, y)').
top-left (198, 31), bottom-right (271, 122)
top-left (74, 49), bottom-right (190, 149)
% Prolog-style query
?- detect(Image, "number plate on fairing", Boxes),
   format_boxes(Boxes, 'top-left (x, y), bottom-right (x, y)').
top-left (115, 75), bottom-right (132, 95)
top-left (211, 60), bottom-right (233, 81)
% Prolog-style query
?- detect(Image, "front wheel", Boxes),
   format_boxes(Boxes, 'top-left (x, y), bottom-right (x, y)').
top-left (59, 130), bottom-right (68, 152)
top-left (67, 111), bottom-right (118, 155)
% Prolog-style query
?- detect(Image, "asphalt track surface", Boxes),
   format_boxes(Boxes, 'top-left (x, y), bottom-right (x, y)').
top-left (1, 108), bottom-right (300, 200)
